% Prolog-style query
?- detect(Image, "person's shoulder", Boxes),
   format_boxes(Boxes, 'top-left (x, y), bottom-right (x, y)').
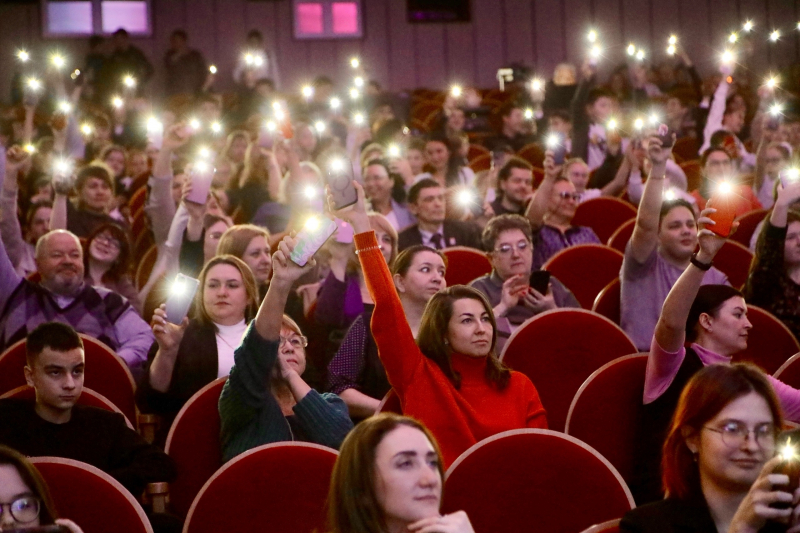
top-left (71, 404), bottom-right (127, 427)
top-left (0, 398), bottom-right (34, 417)
top-left (620, 498), bottom-right (707, 533)
top-left (468, 274), bottom-right (491, 288)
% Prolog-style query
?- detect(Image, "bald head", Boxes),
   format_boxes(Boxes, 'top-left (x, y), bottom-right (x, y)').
top-left (35, 230), bottom-right (81, 260)
top-left (35, 231), bottom-right (84, 296)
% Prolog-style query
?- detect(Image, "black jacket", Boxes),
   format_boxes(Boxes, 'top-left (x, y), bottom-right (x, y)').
top-left (397, 220), bottom-right (482, 252)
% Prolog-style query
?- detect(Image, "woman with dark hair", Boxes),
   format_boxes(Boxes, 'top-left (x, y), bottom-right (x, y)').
top-left (745, 180), bottom-right (800, 341)
top-left (327, 245), bottom-right (446, 419)
top-left (84, 222), bottom-right (141, 315)
top-left (417, 134), bottom-right (475, 189)
top-left (331, 182), bottom-right (546, 467)
top-left (327, 413), bottom-right (474, 533)
top-left (631, 207), bottom-right (800, 504)
top-left (51, 164), bottom-right (122, 240)
top-left (0, 444), bottom-right (83, 532)
top-left (362, 158), bottom-right (414, 232)
top-left (621, 363), bottom-right (796, 532)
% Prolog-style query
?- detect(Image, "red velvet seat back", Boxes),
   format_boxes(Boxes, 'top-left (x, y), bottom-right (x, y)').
top-left (730, 208), bottom-right (768, 248)
top-left (0, 335), bottom-right (137, 424)
top-left (376, 388), bottom-right (403, 414)
top-left (164, 377), bottom-right (227, 519)
top-left (135, 245), bottom-right (158, 291)
top-left (592, 278), bottom-right (621, 324)
top-left (565, 354), bottom-right (648, 484)
top-left (731, 306), bottom-right (800, 374)
top-left (517, 142), bottom-right (545, 169)
top-left (442, 246), bottom-right (492, 286)
top-left (500, 309), bottom-right (636, 431)
top-left (31, 457), bottom-right (153, 533)
top-left (571, 197), bottom-right (637, 243)
top-left (443, 430), bottom-right (634, 533)
top-left (0, 385), bottom-right (134, 429)
top-left (129, 187), bottom-right (147, 218)
top-left (607, 219), bottom-right (635, 253)
top-left (580, 519), bottom-right (622, 533)
top-left (714, 240), bottom-right (754, 289)
top-left (774, 352), bottom-right (800, 387)
top-left (672, 138), bottom-right (700, 162)
top-left (184, 443), bottom-right (337, 533)
top-left (542, 244), bottom-right (624, 309)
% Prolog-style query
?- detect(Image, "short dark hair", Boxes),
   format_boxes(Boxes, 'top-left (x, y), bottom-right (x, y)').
top-left (548, 109), bottom-right (571, 123)
top-left (246, 29), bottom-right (263, 41)
top-left (498, 101), bottom-right (521, 118)
top-left (75, 165), bottom-right (114, 194)
top-left (26, 322), bottom-right (84, 365)
top-left (407, 178), bottom-right (442, 205)
top-left (171, 29), bottom-right (188, 41)
top-left (686, 285), bottom-right (744, 342)
top-left (700, 146), bottom-right (730, 167)
top-left (709, 130), bottom-right (735, 149)
top-left (497, 157), bottom-right (532, 185)
top-left (659, 199), bottom-right (696, 228)
top-left (255, 78), bottom-right (275, 91)
top-left (26, 200), bottom-right (53, 227)
top-left (113, 28), bottom-right (129, 38)
top-left (482, 214), bottom-right (532, 251)
top-left (587, 86), bottom-right (614, 106)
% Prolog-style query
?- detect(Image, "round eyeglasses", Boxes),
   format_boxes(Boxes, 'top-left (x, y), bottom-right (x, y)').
top-left (0, 496), bottom-right (41, 523)
top-left (703, 421), bottom-right (776, 449)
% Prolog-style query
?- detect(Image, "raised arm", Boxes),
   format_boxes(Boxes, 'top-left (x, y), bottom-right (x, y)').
top-left (628, 136), bottom-right (672, 264)
top-left (147, 123), bottom-right (187, 247)
top-left (0, 147), bottom-right (33, 269)
top-left (525, 151), bottom-right (560, 230)
top-left (600, 154), bottom-right (631, 197)
top-left (700, 76), bottom-right (731, 153)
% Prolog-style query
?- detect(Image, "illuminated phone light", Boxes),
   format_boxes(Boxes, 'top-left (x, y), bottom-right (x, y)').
top-left (305, 216), bottom-right (321, 230)
top-left (244, 53), bottom-right (254, 65)
top-left (146, 117), bottom-right (162, 132)
top-left (197, 147), bottom-right (211, 159)
top-left (649, 114), bottom-right (659, 125)
top-left (388, 145), bottom-right (401, 158)
top-left (122, 75), bottom-right (136, 88)
top-left (530, 78), bottom-right (543, 92)
top-left (450, 85), bottom-right (463, 98)
top-left (170, 279), bottom-right (186, 296)
top-left (728, 32), bottom-right (739, 43)
top-left (303, 186), bottom-right (318, 200)
top-left (57, 101), bottom-right (72, 114)
top-left (209, 65), bottom-right (217, 74)
top-left (70, 69), bottom-right (81, 80)
top-left (265, 121), bottom-right (277, 132)
top-left (188, 118), bottom-right (201, 130)
top-left (589, 45), bottom-right (602, 59)
top-left (194, 161), bottom-right (209, 173)
top-left (626, 43), bottom-right (636, 56)
top-left (330, 97), bottom-right (341, 110)
top-left (349, 88), bottom-right (360, 100)
top-left (23, 144), bottom-right (36, 154)
top-left (111, 96), bottom-right (124, 109)
top-left (350, 57), bottom-right (360, 69)
top-left (354, 76), bottom-right (365, 88)
top-left (524, 108), bottom-right (534, 120)
top-left (667, 45), bottom-right (676, 56)
top-left (765, 75), bottom-right (779, 89)
top-left (663, 189), bottom-right (677, 201)
top-left (50, 54), bottom-right (65, 69)
top-left (353, 112), bottom-right (365, 125)
top-left (27, 78), bottom-right (41, 91)
top-left (253, 55), bottom-right (264, 67)
top-left (769, 29), bottom-right (780, 42)
top-left (770, 103), bottom-right (784, 116)
top-left (633, 118), bottom-right (644, 130)
top-left (301, 85), bottom-right (314, 99)
top-left (457, 189), bottom-right (475, 207)
top-left (721, 50), bottom-right (735, 64)
top-left (782, 438), bottom-right (796, 461)
top-left (54, 158), bottom-right (73, 175)
top-left (717, 181), bottom-right (733, 195)
top-left (785, 168), bottom-right (800, 183)
top-left (80, 123), bottom-right (93, 136)
top-left (314, 121), bottom-right (326, 133)
top-left (797, 22), bottom-right (800, 30)
top-left (587, 30), bottom-right (597, 43)
top-left (668, 35), bottom-right (678, 45)
top-left (273, 108), bottom-right (286, 122)
top-left (635, 49), bottom-right (646, 61)
top-left (329, 158), bottom-right (346, 172)
top-left (546, 133), bottom-right (561, 149)
top-left (210, 121), bottom-right (223, 134)
top-left (607, 119), bottom-right (618, 131)
top-left (17, 49), bottom-right (29, 62)
top-left (743, 20), bottom-right (753, 32)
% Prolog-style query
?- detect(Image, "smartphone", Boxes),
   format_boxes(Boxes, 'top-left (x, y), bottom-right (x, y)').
top-left (186, 163), bottom-right (214, 205)
top-left (781, 169), bottom-right (800, 188)
top-left (547, 133), bottom-right (566, 165)
top-left (326, 159), bottom-right (360, 210)
top-left (164, 274), bottom-right (200, 324)
top-left (657, 123), bottom-right (674, 149)
top-left (23, 85), bottom-right (40, 107)
top-left (529, 270), bottom-right (551, 295)
top-left (766, 114), bottom-right (782, 132)
top-left (290, 217), bottom-right (338, 266)
top-left (707, 187), bottom-right (737, 238)
top-left (771, 434), bottom-right (800, 509)
top-left (5, 526), bottom-right (70, 533)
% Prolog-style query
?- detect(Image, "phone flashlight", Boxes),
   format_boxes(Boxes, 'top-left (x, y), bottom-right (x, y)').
top-left (350, 57), bottom-right (360, 69)
top-left (772, 437), bottom-right (800, 510)
top-left (589, 45), bottom-right (602, 59)
top-left (17, 49), bottom-right (29, 62)
top-left (770, 30), bottom-right (781, 42)
top-left (634, 118), bottom-right (644, 131)
top-left (304, 186), bottom-right (318, 200)
top-left (388, 144), bottom-right (401, 158)
top-left (23, 144), bottom-right (36, 154)
top-left (111, 96), bottom-right (124, 109)
top-left (743, 20), bottom-right (753, 32)
top-left (524, 108), bottom-right (534, 120)
top-left (349, 88), bottom-right (360, 100)
top-left (57, 101), bottom-right (72, 114)
top-left (663, 188), bottom-right (677, 201)
top-left (721, 50), bottom-right (735, 64)
top-left (188, 118), bottom-right (201, 131)
top-left (265, 120), bottom-right (277, 132)
top-left (353, 112), bottom-right (365, 125)
top-left (636, 49), bottom-right (646, 61)
top-left (587, 29), bottom-right (597, 43)
top-left (50, 54), bottom-right (65, 69)
top-left (329, 158), bottom-right (346, 173)
top-left (729, 32), bottom-right (739, 43)
top-left (765, 75), bottom-right (778, 89)
top-left (707, 181), bottom-right (737, 237)
top-left (626, 43), bottom-right (636, 56)
top-left (770, 103), bottom-right (784, 116)
top-left (80, 123), bottom-right (93, 136)
top-left (450, 85), bottom-right (463, 98)
top-left (301, 85), bottom-right (314, 99)
top-left (27, 78), bottom-right (41, 91)
top-left (123, 74), bottom-right (136, 88)
top-left (354, 76), bottom-right (365, 88)
top-left (330, 97), bottom-right (341, 110)
top-left (210, 121), bottom-right (223, 134)
top-left (607, 118), bottom-right (618, 131)
top-left (780, 168), bottom-right (800, 188)
top-left (531, 78), bottom-right (543, 92)
top-left (209, 65), bottom-right (217, 74)
top-left (314, 121), bottom-right (326, 134)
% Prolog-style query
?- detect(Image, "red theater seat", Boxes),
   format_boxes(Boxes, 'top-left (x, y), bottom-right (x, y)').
top-left (31, 457), bottom-right (153, 533)
top-left (500, 309), bottom-right (636, 431)
top-left (442, 246), bottom-right (492, 286)
top-left (517, 142), bottom-right (545, 168)
top-left (714, 240), bottom-right (753, 289)
top-left (135, 245), bottom-right (159, 291)
top-left (774, 352), bottom-right (800, 386)
top-left (164, 377), bottom-right (227, 519)
top-left (607, 219), bottom-right (635, 253)
top-left (184, 442), bottom-right (337, 533)
top-left (376, 388), bottom-right (403, 414)
top-left (0, 334), bottom-right (137, 425)
top-left (731, 306), bottom-right (800, 375)
top-left (572, 197), bottom-right (637, 243)
top-left (672, 138), bottom-right (700, 162)
top-left (565, 354), bottom-right (649, 488)
top-left (580, 519), bottom-right (622, 533)
top-left (542, 244), bottom-right (624, 309)
top-left (592, 278), bottom-right (621, 324)
top-left (731, 209), bottom-right (768, 248)
top-left (443, 429), bottom-right (634, 533)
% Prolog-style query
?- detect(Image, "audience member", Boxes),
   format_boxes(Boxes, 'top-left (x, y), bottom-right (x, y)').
top-left (563, 156), bottom-right (628, 203)
top-left (216, 224), bottom-right (272, 299)
top-left (621, 364), bottom-right (789, 531)
top-left (163, 29), bottom-right (208, 97)
top-left (623, 140), bottom-right (690, 207)
top-left (51, 165), bottom-right (122, 240)
top-left (488, 157), bottom-right (533, 217)
top-left (398, 179), bottom-right (481, 251)
top-left (327, 245), bottom-right (446, 418)
top-left (232, 30), bottom-right (280, 88)
top-left (571, 61), bottom-right (616, 170)
top-left (690, 147), bottom-right (762, 216)
top-left (83, 222), bottom-right (142, 315)
top-left (753, 141), bottom-right (790, 209)
top-left (327, 414), bottom-right (475, 533)
top-left (525, 152), bottom-right (601, 269)
top-left (621, 137), bottom-right (727, 351)
top-left (218, 237), bottom-right (353, 462)
top-left (700, 73), bottom-right (755, 170)
top-left (333, 182), bottom-right (547, 468)
top-left (97, 28), bottom-right (154, 102)
top-left (417, 134), bottom-right (475, 188)
top-left (0, 229), bottom-right (153, 377)
top-left (484, 102), bottom-right (536, 152)
top-left (470, 215), bottom-right (578, 351)
top-left (0, 444), bottom-right (83, 533)
top-left (363, 158), bottom-right (415, 232)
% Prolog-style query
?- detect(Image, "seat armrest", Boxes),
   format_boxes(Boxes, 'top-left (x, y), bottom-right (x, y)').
top-left (146, 482), bottom-right (170, 514)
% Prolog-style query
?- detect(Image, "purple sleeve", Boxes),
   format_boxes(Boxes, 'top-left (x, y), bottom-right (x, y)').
top-left (327, 316), bottom-right (367, 394)
top-left (768, 376), bottom-right (800, 423)
top-left (643, 337), bottom-right (686, 404)
top-left (314, 272), bottom-right (363, 328)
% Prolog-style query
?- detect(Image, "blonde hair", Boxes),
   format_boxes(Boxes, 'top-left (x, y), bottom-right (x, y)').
top-left (194, 255), bottom-right (260, 328)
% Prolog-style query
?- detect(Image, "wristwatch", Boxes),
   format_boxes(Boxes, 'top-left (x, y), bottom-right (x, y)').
top-left (690, 252), bottom-right (712, 271)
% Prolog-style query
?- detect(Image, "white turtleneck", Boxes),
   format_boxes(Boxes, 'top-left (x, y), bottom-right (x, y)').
top-left (215, 320), bottom-right (247, 378)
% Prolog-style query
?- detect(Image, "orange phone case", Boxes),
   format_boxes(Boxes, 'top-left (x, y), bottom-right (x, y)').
top-left (707, 193), bottom-right (737, 237)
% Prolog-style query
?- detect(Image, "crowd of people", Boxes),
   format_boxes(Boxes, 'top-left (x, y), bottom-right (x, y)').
top-left (2, 21), bottom-right (800, 532)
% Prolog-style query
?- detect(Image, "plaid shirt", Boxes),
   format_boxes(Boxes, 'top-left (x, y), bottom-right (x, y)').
top-left (532, 225), bottom-right (601, 269)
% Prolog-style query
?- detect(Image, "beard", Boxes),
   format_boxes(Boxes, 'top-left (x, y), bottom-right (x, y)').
top-left (46, 268), bottom-right (83, 296)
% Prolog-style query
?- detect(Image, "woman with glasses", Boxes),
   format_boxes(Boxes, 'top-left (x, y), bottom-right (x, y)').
top-left (621, 363), bottom-right (799, 533)
top-left (83, 222), bottom-right (142, 315)
top-left (752, 142), bottom-right (790, 210)
top-left (138, 255), bottom-right (260, 446)
top-left (330, 182), bottom-right (546, 468)
top-left (630, 211), bottom-right (800, 505)
top-left (525, 151), bottom-right (601, 269)
top-left (218, 238), bottom-right (353, 462)
top-left (0, 444), bottom-right (83, 532)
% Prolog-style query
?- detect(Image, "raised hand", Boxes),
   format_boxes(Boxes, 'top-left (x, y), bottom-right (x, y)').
top-left (273, 234), bottom-right (317, 285)
top-left (542, 150), bottom-right (561, 181)
top-left (151, 304), bottom-right (188, 355)
top-left (522, 285), bottom-right (556, 314)
top-left (697, 206), bottom-right (734, 262)
top-left (646, 135), bottom-right (672, 167)
top-left (5, 145), bottom-right (31, 179)
top-left (326, 180), bottom-right (370, 234)
top-left (162, 122), bottom-right (191, 152)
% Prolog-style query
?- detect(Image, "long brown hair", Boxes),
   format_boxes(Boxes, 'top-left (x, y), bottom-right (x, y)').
top-left (0, 445), bottom-right (58, 525)
top-left (193, 255), bottom-right (260, 329)
top-left (327, 414), bottom-right (444, 533)
top-left (84, 222), bottom-right (132, 284)
top-left (661, 363), bottom-right (783, 499)
top-left (416, 286), bottom-right (511, 390)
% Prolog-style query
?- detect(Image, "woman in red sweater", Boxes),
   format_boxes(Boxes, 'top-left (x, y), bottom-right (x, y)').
top-left (330, 183), bottom-right (547, 467)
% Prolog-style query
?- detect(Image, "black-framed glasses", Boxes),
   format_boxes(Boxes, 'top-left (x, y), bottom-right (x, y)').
top-left (703, 421), bottom-right (776, 449)
top-left (94, 233), bottom-right (121, 250)
top-left (494, 241), bottom-right (530, 255)
top-left (280, 335), bottom-right (308, 349)
top-left (556, 191), bottom-right (581, 201)
top-left (0, 496), bottom-right (41, 523)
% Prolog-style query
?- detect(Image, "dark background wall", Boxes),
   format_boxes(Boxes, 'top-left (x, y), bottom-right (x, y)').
top-left (0, 0), bottom-right (798, 103)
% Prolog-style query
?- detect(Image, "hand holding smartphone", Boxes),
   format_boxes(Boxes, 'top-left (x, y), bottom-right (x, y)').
top-left (770, 436), bottom-right (800, 510)
top-left (186, 162), bottom-right (214, 205)
top-left (529, 270), bottom-right (551, 295)
top-left (656, 124), bottom-right (675, 149)
top-left (290, 217), bottom-right (338, 266)
top-left (326, 158), bottom-right (361, 210)
top-left (165, 274), bottom-right (200, 324)
top-left (706, 186), bottom-right (737, 238)
top-left (546, 133), bottom-right (566, 165)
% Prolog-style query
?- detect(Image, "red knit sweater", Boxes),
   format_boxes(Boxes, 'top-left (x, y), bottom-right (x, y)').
top-left (355, 231), bottom-right (548, 467)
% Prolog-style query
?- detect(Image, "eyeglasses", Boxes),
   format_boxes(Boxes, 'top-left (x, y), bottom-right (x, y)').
top-left (94, 233), bottom-right (121, 250)
top-left (494, 241), bottom-right (530, 255)
top-left (280, 335), bottom-right (308, 349)
top-left (556, 191), bottom-right (581, 201)
top-left (0, 496), bottom-right (41, 523)
top-left (703, 421), bottom-right (776, 449)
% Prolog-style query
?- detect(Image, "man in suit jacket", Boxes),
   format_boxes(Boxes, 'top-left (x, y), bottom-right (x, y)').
top-left (397, 178), bottom-right (482, 252)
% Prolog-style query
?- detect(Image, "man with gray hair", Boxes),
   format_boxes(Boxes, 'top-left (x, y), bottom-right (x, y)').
top-left (0, 229), bottom-right (153, 378)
